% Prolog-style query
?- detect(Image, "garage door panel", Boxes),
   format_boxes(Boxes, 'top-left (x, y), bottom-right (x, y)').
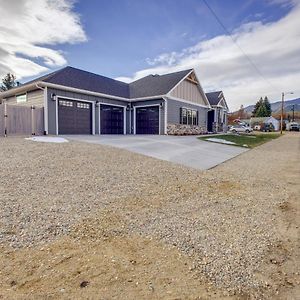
top-left (100, 104), bottom-right (124, 134)
top-left (58, 99), bottom-right (92, 134)
top-left (136, 106), bottom-right (159, 134)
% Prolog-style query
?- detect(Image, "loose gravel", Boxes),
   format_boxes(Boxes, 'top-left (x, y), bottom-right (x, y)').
top-left (0, 133), bottom-right (299, 298)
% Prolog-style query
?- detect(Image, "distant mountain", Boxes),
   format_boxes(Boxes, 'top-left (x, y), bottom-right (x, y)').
top-left (240, 98), bottom-right (300, 114)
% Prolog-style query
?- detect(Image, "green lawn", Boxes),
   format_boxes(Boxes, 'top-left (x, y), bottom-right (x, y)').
top-left (198, 133), bottom-right (281, 148)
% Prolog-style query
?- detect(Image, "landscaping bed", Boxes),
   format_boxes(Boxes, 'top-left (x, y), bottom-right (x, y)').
top-left (199, 132), bottom-right (281, 148)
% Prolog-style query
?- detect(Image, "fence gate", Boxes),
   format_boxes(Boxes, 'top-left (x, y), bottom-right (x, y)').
top-left (0, 104), bottom-right (44, 137)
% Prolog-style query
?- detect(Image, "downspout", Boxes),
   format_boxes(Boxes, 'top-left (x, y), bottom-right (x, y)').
top-left (163, 97), bottom-right (168, 135)
top-left (35, 82), bottom-right (48, 135)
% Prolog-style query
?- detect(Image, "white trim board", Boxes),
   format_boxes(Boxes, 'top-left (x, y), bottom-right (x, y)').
top-left (44, 87), bottom-right (48, 134)
top-left (167, 69), bottom-right (194, 95)
top-left (166, 69), bottom-right (211, 108)
top-left (166, 96), bottom-right (210, 109)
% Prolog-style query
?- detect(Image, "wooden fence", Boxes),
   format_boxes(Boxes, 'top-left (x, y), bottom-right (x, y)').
top-left (0, 104), bottom-right (44, 136)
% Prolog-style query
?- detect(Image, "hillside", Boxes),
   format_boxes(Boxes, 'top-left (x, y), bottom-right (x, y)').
top-left (241, 98), bottom-right (300, 114)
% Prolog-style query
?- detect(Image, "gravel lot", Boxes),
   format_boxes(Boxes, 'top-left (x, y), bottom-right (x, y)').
top-left (0, 133), bottom-right (299, 299)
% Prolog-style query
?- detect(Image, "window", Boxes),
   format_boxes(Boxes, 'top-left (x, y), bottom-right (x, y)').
top-left (180, 108), bottom-right (198, 125)
top-left (77, 102), bottom-right (90, 109)
top-left (16, 94), bottom-right (27, 103)
top-left (187, 109), bottom-right (192, 125)
top-left (192, 110), bottom-right (198, 125)
top-left (181, 108), bottom-right (187, 124)
top-left (59, 100), bottom-right (73, 107)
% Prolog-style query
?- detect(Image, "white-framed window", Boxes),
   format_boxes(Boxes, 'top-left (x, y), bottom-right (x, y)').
top-left (180, 108), bottom-right (198, 125)
top-left (16, 94), bottom-right (27, 103)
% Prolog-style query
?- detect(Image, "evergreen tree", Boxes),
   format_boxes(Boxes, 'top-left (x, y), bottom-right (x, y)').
top-left (255, 103), bottom-right (268, 117)
top-left (0, 73), bottom-right (17, 91)
top-left (252, 96), bottom-right (271, 117)
top-left (263, 96), bottom-right (272, 117)
top-left (252, 97), bottom-right (263, 116)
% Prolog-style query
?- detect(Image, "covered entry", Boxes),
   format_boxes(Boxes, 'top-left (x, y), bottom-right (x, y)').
top-left (207, 110), bottom-right (215, 132)
top-left (58, 99), bottom-right (92, 134)
top-left (100, 104), bottom-right (124, 134)
top-left (135, 106), bottom-right (159, 134)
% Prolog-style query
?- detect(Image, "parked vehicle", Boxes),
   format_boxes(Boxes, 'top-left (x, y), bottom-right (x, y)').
top-left (229, 125), bottom-right (253, 133)
top-left (287, 122), bottom-right (300, 131)
top-left (254, 124), bottom-right (261, 131)
top-left (260, 123), bottom-right (275, 132)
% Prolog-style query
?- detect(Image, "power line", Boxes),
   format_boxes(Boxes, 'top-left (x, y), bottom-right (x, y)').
top-left (202, 0), bottom-right (279, 92)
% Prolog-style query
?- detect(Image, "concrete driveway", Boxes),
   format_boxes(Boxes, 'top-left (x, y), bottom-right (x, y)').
top-left (65, 135), bottom-right (248, 170)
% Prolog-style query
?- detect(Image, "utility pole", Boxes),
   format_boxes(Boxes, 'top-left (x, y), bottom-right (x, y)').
top-left (280, 92), bottom-right (284, 135)
top-left (281, 92), bottom-right (294, 134)
top-left (292, 105), bottom-right (295, 122)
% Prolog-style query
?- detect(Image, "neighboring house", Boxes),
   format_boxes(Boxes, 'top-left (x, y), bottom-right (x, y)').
top-left (0, 67), bottom-right (211, 135)
top-left (205, 91), bottom-right (229, 132)
top-left (250, 116), bottom-right (280, 131)
top-left (238, 119), bottom-right (251, 126)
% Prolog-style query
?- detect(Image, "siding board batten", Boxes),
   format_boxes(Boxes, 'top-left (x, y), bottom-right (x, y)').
top-left (170, 79), bottom-right (207, 106)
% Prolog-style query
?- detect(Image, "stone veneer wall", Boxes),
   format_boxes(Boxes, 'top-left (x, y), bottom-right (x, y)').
top-left (167, 123), bottom-right (206, 135)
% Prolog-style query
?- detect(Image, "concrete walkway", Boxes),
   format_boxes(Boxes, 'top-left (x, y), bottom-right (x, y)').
top-left (65, 135), bottom-right (248, 170)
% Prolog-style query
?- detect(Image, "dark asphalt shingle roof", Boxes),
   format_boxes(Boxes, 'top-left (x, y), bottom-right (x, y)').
top-left (20, 66), bottom-right (192, 99)
top-left (129, 69), bottom-right (192, 98)
top-left (205, 91), bottom-right (223, 106)
top-left (44, 67), bottom-right (130, 98)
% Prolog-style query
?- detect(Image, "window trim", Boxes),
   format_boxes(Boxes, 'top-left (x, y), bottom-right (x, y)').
top-left (180, 107), bottom-right (198, 126)
top-left (16, 93), bottom-right (27, 103)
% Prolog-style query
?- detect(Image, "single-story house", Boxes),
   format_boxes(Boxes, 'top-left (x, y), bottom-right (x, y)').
top-left (250, 116), bottom-right (280, 131)
top-left (205, 91), bottom-right (229, 132)
top-left (0, 67), bottom-right (212, 135)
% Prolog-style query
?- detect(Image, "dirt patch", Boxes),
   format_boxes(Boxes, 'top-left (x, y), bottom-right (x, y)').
top-left (0, 235), bottom-right (234, 300)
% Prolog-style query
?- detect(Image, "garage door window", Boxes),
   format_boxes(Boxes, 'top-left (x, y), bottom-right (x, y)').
top-left (59, 100), bottom-right (73, 107)
top-left (77, 103), bottom-right (90, 109)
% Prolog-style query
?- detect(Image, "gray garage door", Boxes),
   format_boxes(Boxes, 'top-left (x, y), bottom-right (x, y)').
top-left (100, 104), bottom-right (124, 134)
top-left (136, 106), bottom-right (159, 134)
top-left (58, 99), bottom-right (92, 134)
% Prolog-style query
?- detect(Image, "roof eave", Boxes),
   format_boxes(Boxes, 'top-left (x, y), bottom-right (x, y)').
top-left (0, 82), bottom-right (43, 99)
top-left (38, 82), bottom-right (166, 102)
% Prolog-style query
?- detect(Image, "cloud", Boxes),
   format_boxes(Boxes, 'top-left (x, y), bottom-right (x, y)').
top-left (0, 0), bottom-right (86, 81)
top-left (116, 1), bottom-right (300, 111)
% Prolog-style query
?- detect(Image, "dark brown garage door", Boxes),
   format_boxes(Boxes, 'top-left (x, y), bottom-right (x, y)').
top-left (58, 99), bottom-right (92, 134)
top-left (136, 106), bottom-right (159, 134)
top-left (100, 104), bottom-right (124, 134)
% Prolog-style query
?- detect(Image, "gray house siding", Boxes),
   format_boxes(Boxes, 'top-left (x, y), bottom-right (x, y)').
top-left (167, 98), bottom-right (208, 129)
top-left (131, 99), bottom-right (165, 134)
top-left (4, 89), bottom-right (44, 107)
top-left (170, 79), bottom-right (207, 106)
